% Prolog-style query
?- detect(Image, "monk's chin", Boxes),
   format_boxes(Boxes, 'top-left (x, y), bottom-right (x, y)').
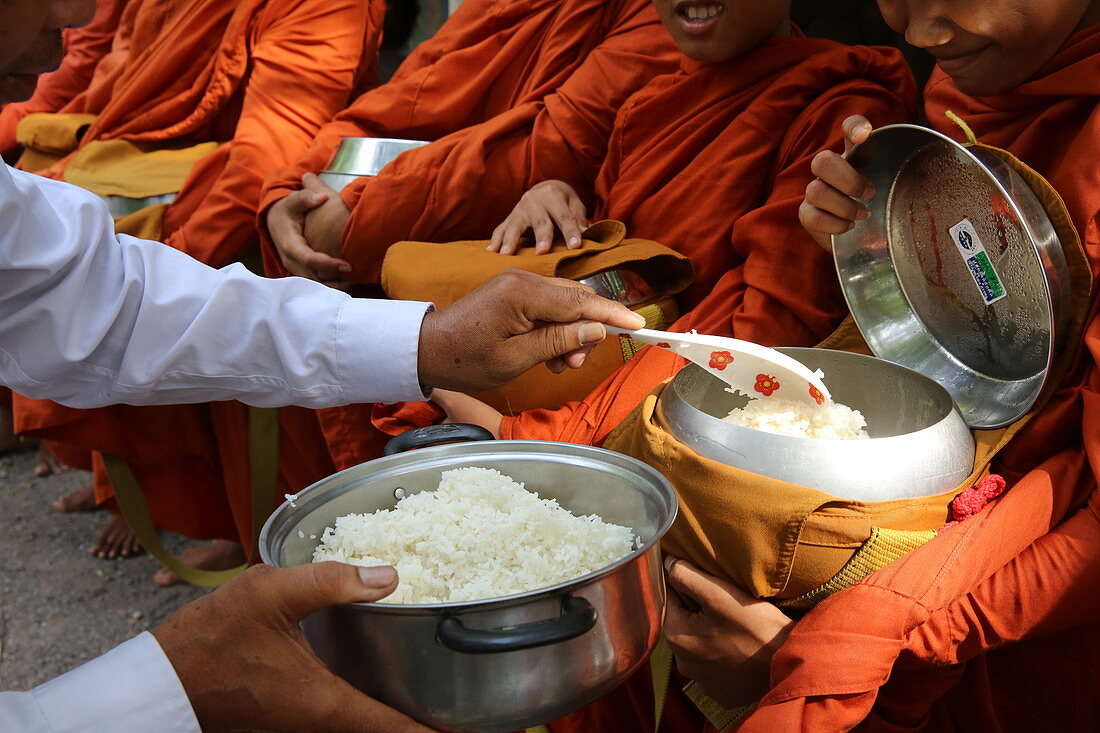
top-left (0, 73), bottom-right (40, 105)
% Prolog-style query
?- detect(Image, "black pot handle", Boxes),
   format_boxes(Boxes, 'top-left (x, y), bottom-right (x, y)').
top-left (382, 423), bottom-right (496, 456)
top-left (436, 596), bottom-right (597, 654)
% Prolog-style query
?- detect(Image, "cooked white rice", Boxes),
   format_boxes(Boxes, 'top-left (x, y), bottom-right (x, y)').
top-left (311, 467), bottom-right (636, 604)
top-left (724, 397), bottom-right (869, 440)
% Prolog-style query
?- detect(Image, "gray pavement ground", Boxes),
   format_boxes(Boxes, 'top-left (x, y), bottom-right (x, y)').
top-left (0, 449), bottom-right (206, 689)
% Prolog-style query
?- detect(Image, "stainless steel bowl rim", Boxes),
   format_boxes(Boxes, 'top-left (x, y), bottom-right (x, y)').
top-left (259, 440), bottom-right (677, 613)
top-left (833, 123), bottom-right (1065, 428)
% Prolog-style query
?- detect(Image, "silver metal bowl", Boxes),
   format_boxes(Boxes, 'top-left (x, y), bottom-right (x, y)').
top-left (259, 439), bottom-right (677, 733)
top-left (319, 137), bottom-right (429, 192)
top-left (834, 124), bottom-right (1071, 429)
top-left (656, 348), bottom-right (975, 501)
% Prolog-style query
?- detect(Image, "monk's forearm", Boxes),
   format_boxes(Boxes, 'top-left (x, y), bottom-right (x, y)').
top-left (904, 498), bottom-right (1100, 665)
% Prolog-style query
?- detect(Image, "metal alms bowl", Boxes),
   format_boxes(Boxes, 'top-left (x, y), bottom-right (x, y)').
top-left (259, 440), bottom-right (677, 733)
top-left (318, 137), bottom-right (430, 192)
top-left (834, 124), bottom-right (1071, 429)
top-left (656, 348), bottom-right (976, 501)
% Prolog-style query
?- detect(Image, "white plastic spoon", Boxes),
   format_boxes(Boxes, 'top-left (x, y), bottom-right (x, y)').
top-left (606, 327), bottom-right (832, 408)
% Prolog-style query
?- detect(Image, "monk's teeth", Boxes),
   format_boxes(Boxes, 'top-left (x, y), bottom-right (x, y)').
top-left (678, 4), bottom-right (724, 21)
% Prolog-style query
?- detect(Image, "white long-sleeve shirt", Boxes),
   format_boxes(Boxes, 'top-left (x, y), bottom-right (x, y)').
top-left (0, 161), bottom-right (436, 731)
top-left (0, 162), bottom-right (431, 408)
top-left (0, 634), bottom-right (199, 733)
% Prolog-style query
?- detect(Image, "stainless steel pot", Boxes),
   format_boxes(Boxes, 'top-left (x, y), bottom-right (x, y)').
top-left (318, 137), bottom-right (430, 192)
top-left (259, 427), bottom-right (677, 733)
top-left (656, 348), bottom-right (975, 500)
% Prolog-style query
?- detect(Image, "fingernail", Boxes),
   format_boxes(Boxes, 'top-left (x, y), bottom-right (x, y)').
top-left (861, 184), bottom-right (876, 199)
top-left (575, 353), bottom-right (587, 367)
top-left (568, 236), bottom-right (580, 247)
top-left (312, 193), bottom-right (325, 204)
top-left (845, 221), bottom-right (856, 232)
top-left (856, 208), bottom-right (870, 221)
top-left (579, 323), bottom-right (605, 345)
top-left (358, 565), bottom-right (396, 588)
top-left (339, 264), bottom-right (352, 273)
top-left (663, 555), bottom-right (680, 573)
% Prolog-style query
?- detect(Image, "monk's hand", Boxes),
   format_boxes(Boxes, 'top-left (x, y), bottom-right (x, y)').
top-left (663, 556), bottom-right (794, 710)
top-left (300, 173), bottom-right (353, 286)
top-left (489, 180), bottom-right (589, 255)
top-left (267, 175), bottom-right (352, 284)
top-left (153, 562), bottom-right (434, 733)
top-left (798, 115), bottom-right (877, 251)
top-left (417, 269), bottom-right (644, 392)
top-left (431, 389), bottom-right (505, 438)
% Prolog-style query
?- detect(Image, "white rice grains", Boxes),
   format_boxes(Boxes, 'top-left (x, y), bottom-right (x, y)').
top-left (724, 397), bottom-right (869, 440)
top-left (311, 467), bottom-right (636, 604)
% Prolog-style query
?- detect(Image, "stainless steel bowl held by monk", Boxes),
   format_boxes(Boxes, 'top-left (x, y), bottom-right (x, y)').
top-left (605, 123), bottom-right (1085, 606)
top-left (318, 137), bottom-right (429, 192)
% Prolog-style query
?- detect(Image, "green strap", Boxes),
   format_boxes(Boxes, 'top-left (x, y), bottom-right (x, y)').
top-left (103, 405), bottom-right (280, 588)
top-left (651, 636), bottom-right (673, 732)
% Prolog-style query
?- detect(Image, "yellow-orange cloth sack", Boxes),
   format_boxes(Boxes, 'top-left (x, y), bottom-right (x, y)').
top-left (15, 112), bottom-right (98, 170)
top-left (382, 220), bottom-right (695, 413)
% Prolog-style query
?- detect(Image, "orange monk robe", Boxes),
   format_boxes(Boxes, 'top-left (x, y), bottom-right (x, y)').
top-left (261, 0), bottom-right (679, 276)
top-left (36, 0), bottom-right (384, 266)
top-left (13, 0), bottom-right (385, 545)
top-left (735, 24), bottom-right (1100, 732)
top-left (0, 0), bottom-right (126, 158)
top-left (373, 39), bottom-right (918, 453)
top-left (258, 0), bottom-right (681, 472)
top-left (466, 40), bottom-right (916, 454)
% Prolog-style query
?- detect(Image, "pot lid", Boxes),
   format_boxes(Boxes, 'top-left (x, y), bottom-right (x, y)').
top-left (832, 124), bottom-right (1071, 429)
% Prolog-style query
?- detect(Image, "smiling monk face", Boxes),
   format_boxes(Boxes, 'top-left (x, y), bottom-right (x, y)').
top-left (652, 0), bottom-right (791, 64)
top-left (0, 0), bottom-right (93, 105)
top-left (878, 0), bottom-right (1100, 96)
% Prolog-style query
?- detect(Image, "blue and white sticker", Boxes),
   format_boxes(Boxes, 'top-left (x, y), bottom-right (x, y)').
top-left (949, 218), bottom-right (1007, 305)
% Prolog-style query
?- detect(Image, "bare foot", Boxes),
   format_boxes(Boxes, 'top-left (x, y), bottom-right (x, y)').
top-left (34, 444), bottom-right (67, 477)
top-left (154, 540), bottom-right (246, 587)
top-left (90, 515), bottom-right (143, 559)
top-left (52, 484), bottom-right (98, 513)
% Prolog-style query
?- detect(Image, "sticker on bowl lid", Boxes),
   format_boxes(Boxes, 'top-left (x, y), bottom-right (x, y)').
top-left (949, 217), bottom-right (1007, 305)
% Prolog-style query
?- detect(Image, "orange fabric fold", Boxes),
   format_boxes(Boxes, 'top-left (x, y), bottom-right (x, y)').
top-left (12, 0), bottom-right (384, 545)
top-left (739, 24), bottom-right (1100, 732)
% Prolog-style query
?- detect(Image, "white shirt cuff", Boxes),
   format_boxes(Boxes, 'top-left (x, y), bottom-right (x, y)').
top-left (336, 298), bottom-right (432, 404)
top-left (32, 632), bottom-right (199, 733)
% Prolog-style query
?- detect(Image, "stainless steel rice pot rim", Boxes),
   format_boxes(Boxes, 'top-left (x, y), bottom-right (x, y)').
top-left (258, 440), bottom-right (678, 614)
